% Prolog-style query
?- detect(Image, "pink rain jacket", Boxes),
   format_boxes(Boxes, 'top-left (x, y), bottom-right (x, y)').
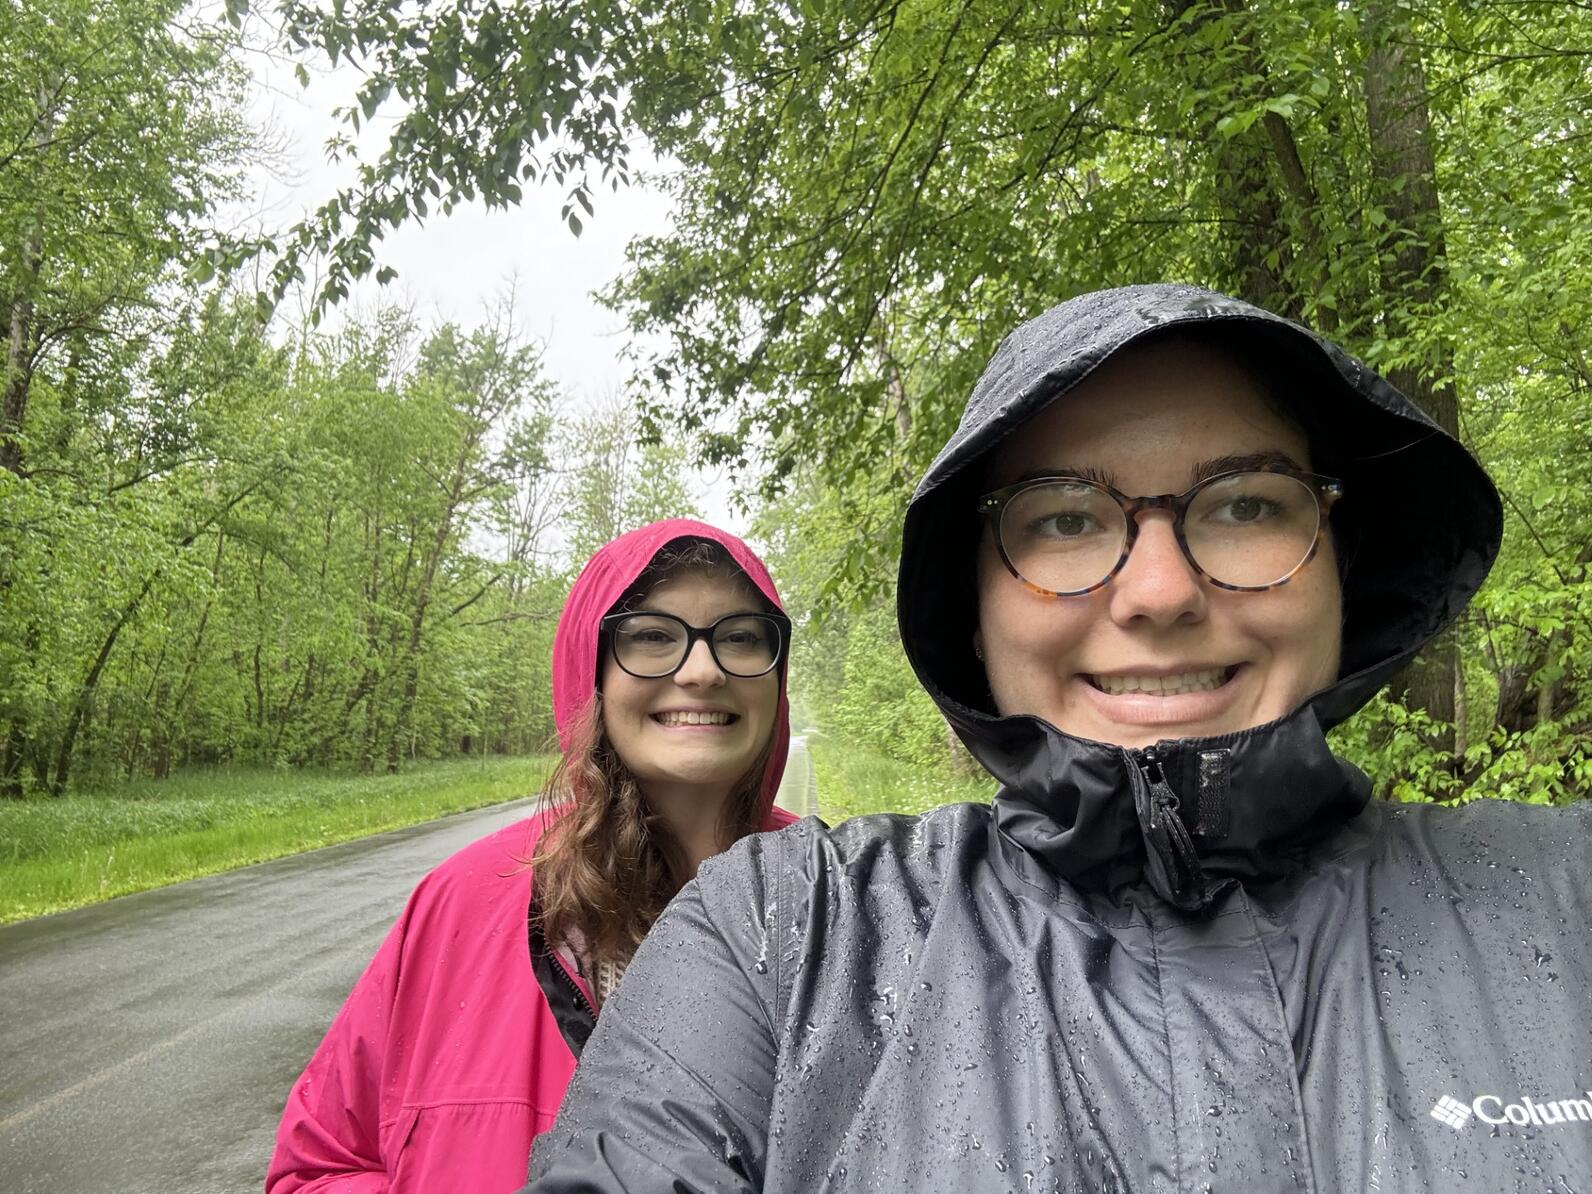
top-left (266, 520), bottom-right (796, 1193)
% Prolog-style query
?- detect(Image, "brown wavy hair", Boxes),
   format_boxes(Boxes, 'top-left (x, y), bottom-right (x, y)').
top-left (530, 541), bottom-right (779, 975)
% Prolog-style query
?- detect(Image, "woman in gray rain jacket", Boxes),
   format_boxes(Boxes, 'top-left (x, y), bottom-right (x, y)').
top-left (527, 284), bottom-right (1592, 1192)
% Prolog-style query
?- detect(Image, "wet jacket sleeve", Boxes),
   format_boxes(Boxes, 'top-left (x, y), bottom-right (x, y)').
top-left (265, 910), bottom-right (406, 1193)
top-left (525, 838), bottom-right (782, 1192)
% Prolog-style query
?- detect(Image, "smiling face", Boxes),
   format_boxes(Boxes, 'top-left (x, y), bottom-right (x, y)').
top-left (975, 337), bottom-right (1343, 749)
top-left (600, 569), bottom-right (781, 808)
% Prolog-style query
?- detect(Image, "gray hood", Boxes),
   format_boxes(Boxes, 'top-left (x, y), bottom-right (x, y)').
top-left (898, 283), bottom-right (1502, 903)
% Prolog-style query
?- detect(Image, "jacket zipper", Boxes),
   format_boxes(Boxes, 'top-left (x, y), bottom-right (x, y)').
top-left (548, 945), bottom-right (599, 1021)
top-left (1139, 746), bottom-right (1174, 830)
top-left (1134, 746), bottom-right (1208, 907)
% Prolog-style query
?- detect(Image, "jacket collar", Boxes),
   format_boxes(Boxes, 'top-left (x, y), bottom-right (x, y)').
top-left (970, 700), bottom-right (1371, 909)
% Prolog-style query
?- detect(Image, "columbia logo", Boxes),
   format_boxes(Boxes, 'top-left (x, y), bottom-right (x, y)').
top-left (1431, 1095), bottom-right (1473, 1129)
top-left (1430, 1089), bottom-right (1592, 1131)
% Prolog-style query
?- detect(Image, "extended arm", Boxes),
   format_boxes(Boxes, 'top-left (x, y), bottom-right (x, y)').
top-left (526, 855), bottom-right (782, 1192)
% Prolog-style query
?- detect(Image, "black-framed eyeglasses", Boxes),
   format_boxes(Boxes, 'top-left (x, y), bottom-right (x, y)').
top-left (600, 610), bottom-right (791, 679)
top-left (977, 465), bottom-right (1344, 596)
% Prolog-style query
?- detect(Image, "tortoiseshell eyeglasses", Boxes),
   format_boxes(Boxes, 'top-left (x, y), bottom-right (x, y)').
top-left (977, 465), bottom-right (1344, 597)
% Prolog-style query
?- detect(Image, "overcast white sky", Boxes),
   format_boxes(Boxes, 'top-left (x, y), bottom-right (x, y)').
top-left (237, 31), bottom-right (747, 530)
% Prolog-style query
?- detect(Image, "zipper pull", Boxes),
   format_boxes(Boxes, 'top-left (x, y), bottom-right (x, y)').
top-left (1140, 747), bottom-right (1181, 830)
top-left (1133, 746), bottom-right (1209, 911)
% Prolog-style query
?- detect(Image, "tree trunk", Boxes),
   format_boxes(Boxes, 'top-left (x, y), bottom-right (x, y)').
top-left (49, 483), bottom-right (263, 792)
top-left (1, 223), bottom-right (43, 477)
top-left (386, 422), bottom-right (481, 771)
top-left (1168, 0), bottom-right (1297, 317)
top-left (1213, 125), bottom-right (1299, 318)
top-left (1259, 110), bottom-right (1339, 334)
top-left (1361, 1), bottom-right (1459, 760)
top-left (1, 722), bottom-right (26, 798)
top-left (1, 81), bottom-right (55, 477)
top-left (1, 621), bottom-right (42, 796)
top-left (52, 575), bottom-right (159, 794)
top-left (134, 640), bottom-right (171, 779)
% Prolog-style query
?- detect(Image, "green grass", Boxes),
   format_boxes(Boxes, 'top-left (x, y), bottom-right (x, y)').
top-left (0, 755), bottom-right (555, 924)
top-left (810, 737), bottom-right (995, 823)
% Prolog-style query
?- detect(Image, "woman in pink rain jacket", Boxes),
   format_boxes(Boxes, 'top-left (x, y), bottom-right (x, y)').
top-left (266, 520), bottom-right (797, 1193)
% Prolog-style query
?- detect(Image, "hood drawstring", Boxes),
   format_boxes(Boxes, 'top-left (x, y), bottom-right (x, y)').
top-left (1131, 747), bottom-right (1213, 913)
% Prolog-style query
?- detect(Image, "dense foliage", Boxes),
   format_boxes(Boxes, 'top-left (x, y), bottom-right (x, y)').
top-left (609, 0), bottom-right (1592, 802)
top-left (2, 284), bottom-right (697, 794)
top-left (0, 4), bottom-right (702, 798)
top-left (5, 1), bottom-right (1588, 804)
top-left (251, 0), bottom-right (1590, 802)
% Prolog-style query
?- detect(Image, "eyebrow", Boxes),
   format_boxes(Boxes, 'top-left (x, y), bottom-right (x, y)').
top-left (1007, 450), bottom-right (1306, 491)
top-left (1191, 450), bottom-right (1306, 482)
top-left (1009, 464), bottom-right (1117, 488)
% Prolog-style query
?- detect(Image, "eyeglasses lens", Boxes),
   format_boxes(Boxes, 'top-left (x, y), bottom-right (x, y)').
top-left (1183, 471), bottom-right (1321, 588)
top-left (998, 472), bottom-right (1321, 593)
top-left (999, 482), bottom-right (1128, 594)
top-left (709, 616), bottom-right (780, 675)
top-left (611, 615), bottom-right (780, 677)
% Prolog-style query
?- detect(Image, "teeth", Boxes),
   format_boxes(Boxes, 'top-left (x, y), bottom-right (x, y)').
top-left (1092, 670), bottom-right (1228, 697)
top-left (656, 710), bottom-right (733, 726)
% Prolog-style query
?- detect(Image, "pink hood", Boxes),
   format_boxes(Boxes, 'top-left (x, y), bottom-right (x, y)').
top-left (551, 518), bottom-right (791, 813)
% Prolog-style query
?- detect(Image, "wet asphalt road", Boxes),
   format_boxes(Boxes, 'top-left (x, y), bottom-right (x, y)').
top-left (0, 745), bottom-right (819, 1194)
top-left (0, 798), bottom-right (539, 1194)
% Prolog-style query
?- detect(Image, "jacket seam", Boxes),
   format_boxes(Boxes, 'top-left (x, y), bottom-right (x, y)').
top-left (992, 823), bottom-right (1114, 926)
top-left (1237, 895), bottom-right (1319, 1194)
top-left (1147, 916), bottom-right (1183, 1193)
top-left (378, 1095), bottom-right (550, 1128)
top-left (699, 860), bottom-right (780, 1044)
top-left (773, 830), bottom-right (789, 1034)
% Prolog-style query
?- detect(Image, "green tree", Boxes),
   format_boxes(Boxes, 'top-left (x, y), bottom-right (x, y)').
top-left (563, 395), bottom-right (703, 565)
top-left (251, 0), bottom-right (1592, 799)
top-left (0, 0), bottom-right (250, 794)
top-left (1, 0), bottom-right (247, 476)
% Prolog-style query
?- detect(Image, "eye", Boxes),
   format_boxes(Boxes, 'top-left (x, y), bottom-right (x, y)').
top-left (1002, 480), bottom-right (1120, 550)
top-left (626, 628), bottom-right (676, 645)
top-left (1027, 509), bottom-right (1107, 539)
top-left (1210, 494), bottom-right (1282, 524)
top-left (615, 617), bottom-right (687, 652)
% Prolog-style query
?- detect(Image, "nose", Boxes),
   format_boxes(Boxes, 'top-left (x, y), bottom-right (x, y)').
top-left (1106, 511), bottom-right (1208, 626)
top-left (674, 638), bottom-right (728, 687)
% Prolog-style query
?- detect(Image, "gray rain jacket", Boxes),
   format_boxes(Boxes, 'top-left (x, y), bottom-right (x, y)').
top-left (528, 285), bottom-right (1592, 1192)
